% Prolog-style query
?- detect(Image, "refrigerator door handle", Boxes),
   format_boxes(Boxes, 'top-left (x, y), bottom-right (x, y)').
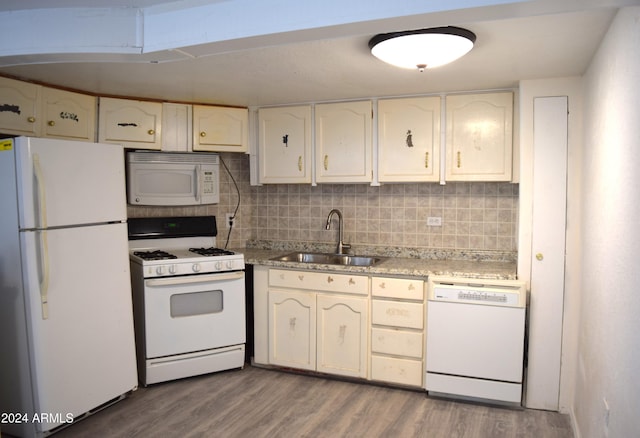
top-left (33, 153), bottom-right (50, 319)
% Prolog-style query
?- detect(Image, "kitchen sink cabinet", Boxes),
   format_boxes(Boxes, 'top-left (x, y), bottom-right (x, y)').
top-left (98, 97), bottom-right (162, 150)
top-left (265, 268), bottom-right (369, 378)
top-left (370, 276), bottom-right (425, 388)
top-left (317, 294), bottom-right (368, 378)
top-left (377, 96), bottom-right (441, 183)
top-left (445, 92), bottom-right (513, 181)
top-left (41, 87), bottom-right (96, 141)
top-left (268, 288), bottom-right (317, 370)
top-left (258, 105), bottom-right (312, 183)
top-left (315, 100), bottom-right (372, 183)
top-left (193, 105), bottom-right (248, 153)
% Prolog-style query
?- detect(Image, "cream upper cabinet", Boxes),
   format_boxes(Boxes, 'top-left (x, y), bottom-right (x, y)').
top-left (0, 76), bottom-right (41, 136)
top-left (445, 92), bottom-right (513, 181)
top-left (258, 105), bottom-right (312, 183)
top-left (378, 96), bottom-right (441, 182)
top-left (99, 97), bottom-right (162, 150)
top-left (315, 100), bottom-right (372, 183)
top-left (42, 87), bottom-right (96, 141)
top-left (193, 105), bottom-right (248, 153)
top-left (161, 102), bottom-right (193, 152)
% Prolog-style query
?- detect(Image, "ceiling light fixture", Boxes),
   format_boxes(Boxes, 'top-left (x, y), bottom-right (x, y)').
top-left (369, 26), bottom-right (476, 72)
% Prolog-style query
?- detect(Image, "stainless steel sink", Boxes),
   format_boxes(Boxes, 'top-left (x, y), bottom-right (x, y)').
top-left (272, 252), bottom-right (382, 267)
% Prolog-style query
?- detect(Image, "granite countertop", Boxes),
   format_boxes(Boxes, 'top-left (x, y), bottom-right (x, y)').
top-left (236, 247), bottom-right (518, 280)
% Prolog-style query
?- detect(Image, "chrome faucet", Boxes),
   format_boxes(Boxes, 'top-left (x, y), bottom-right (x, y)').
top-left (325, 209), bottom-right (351, 254)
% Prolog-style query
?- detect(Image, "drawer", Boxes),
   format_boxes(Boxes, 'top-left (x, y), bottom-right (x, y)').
top-left (372, 277), bottom-right (424, 300)
top-left (371, 300), bottom-right (424, 329)
top-left (371, 327), bottom-right (423, 359)
top-left (269, 269), bottom-right (368, 295)
top-left (371, 355), bottom-right (423, 387)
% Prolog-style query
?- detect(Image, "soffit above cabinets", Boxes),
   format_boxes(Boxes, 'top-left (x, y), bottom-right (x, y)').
top-left (0, 0), bottom-right (627, 107)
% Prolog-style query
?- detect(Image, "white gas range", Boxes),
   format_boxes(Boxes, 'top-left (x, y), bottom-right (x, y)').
top-left (128, 216), bottom-right (246, 386)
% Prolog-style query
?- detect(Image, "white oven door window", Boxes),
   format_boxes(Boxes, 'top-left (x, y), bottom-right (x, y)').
top-left (144, 272), bottom-right (245, 358)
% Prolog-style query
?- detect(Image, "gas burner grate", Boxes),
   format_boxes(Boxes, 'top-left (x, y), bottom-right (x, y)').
top-left (189, 247), bottom-right (235, 257)
top-left (134, 250), bottom-right (178, 260)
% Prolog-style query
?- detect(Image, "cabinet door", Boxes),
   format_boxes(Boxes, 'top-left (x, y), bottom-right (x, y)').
top-left (98, 97), bottom-right (162, 150)
top-left (378, 96), bottom-right (440, 182)
top-left (193, 105), bottom-right (248, 153)
top-left (258, 106), bottom-right (311, 183)
top-left (268, 289), bottom-right (316, 370)
top-left (317, 294), bottom-right (368, 378)
top-left (445, 92), bottom-right (513, 181)
top-left (0, 76), bottom-right (41, 136)
top-left (42, 87), bottom-right (96, 141)
top-left (161, 102), bottom-right (193, 152)
top-left (315, 101), bottom-right (372, 183)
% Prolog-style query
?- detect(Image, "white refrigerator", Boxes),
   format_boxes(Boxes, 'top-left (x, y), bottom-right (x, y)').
top-left (0, 137), bottom-right (138, 437)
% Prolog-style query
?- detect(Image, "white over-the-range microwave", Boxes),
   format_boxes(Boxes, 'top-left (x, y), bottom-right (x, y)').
top-left (126, 151), bottom-right (220, 206)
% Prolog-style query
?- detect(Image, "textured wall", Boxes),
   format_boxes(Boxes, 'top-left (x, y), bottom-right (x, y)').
top-left (575, 7), bottom-right (640, 438)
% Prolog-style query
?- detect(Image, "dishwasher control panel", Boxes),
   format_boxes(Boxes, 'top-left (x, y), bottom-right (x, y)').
top-left (428, 277), bottom-right (526, 308)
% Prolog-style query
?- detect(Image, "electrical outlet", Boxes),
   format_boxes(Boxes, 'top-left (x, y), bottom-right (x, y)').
top-left (427, 216), bottom-right (442, 226)
top-left (225, 213), bottom-right (235, 228)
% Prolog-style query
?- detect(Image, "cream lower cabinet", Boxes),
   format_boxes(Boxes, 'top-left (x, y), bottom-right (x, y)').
top-left (370, 276), bottom-right (425, 388)
top-left (267, 268), bottom-right (368, 378)
top-left (269, 289), bottom-right (317, 370)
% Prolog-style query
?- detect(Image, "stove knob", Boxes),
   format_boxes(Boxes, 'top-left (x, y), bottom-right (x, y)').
top-left (192, 263), bottom-right (201, 273)
top-left (215, 261), bottom-right (222, 270)
top-left (156, 266), bottom-right (165, 275)
top-left (169, 265), bottom-right (177, 275)
top-left (226, 260), bottom-right (234, 270)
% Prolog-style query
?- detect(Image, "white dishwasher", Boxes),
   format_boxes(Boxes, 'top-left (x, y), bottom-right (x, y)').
top-left (425, 276), bottom-right (527, 404)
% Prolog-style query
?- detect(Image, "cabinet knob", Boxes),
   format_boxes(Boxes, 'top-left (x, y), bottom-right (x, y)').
top-left (297, 274), bottom-right (304, 281)
top-left (47, 120), bottom-right (55, 127)
top-left (148, 129), bottom-right (155, 135)
top-left (27, 116), bottom-right (36, 123)
top-left (379, 282), bottom-right (386, 289)
top-left (536, 253), bottom-right (544, 261)
top-left (327, 275), bottom-right (334, 283)
top-left (200, 131), bottom-right (207, 137)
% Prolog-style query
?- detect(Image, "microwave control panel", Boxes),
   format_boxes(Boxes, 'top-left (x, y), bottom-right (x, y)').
top-left (203, 170), bottom-right (215, 194)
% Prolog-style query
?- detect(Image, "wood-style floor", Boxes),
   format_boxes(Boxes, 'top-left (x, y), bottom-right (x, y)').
top-left (54, 365), bottom-right (573, 438)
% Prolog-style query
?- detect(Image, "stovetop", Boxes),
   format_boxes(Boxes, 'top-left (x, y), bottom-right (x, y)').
top-left (128, 216), bottom-right (244, 278)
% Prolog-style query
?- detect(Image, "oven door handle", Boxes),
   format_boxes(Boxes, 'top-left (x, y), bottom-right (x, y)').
top-left (146, 271), bottom-right (244, 287)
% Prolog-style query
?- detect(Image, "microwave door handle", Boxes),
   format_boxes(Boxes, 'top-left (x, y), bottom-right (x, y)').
top-left (194, 166), bottom-right (200, 203)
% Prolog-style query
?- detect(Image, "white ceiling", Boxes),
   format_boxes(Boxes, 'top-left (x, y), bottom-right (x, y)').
top-left (0, 1), bottom-right (632, 107)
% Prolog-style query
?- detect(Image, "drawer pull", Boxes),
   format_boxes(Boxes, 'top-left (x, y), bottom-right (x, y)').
top-left (298, 274), bottom-right (304, 281)
top-left (289, 317), bottom-right (296, 331)
top-left (327, 275), bottom-right (334, 284)
top-left (408, 283), bottom-right (415, 291)
top-left (379, 282), bottom-right (386, 289)
top-left (348, 278), bottom-right (356, 285)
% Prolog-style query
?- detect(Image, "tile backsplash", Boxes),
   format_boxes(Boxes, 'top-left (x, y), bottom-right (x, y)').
top-left (128, 154), bottom-right (518, 252)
